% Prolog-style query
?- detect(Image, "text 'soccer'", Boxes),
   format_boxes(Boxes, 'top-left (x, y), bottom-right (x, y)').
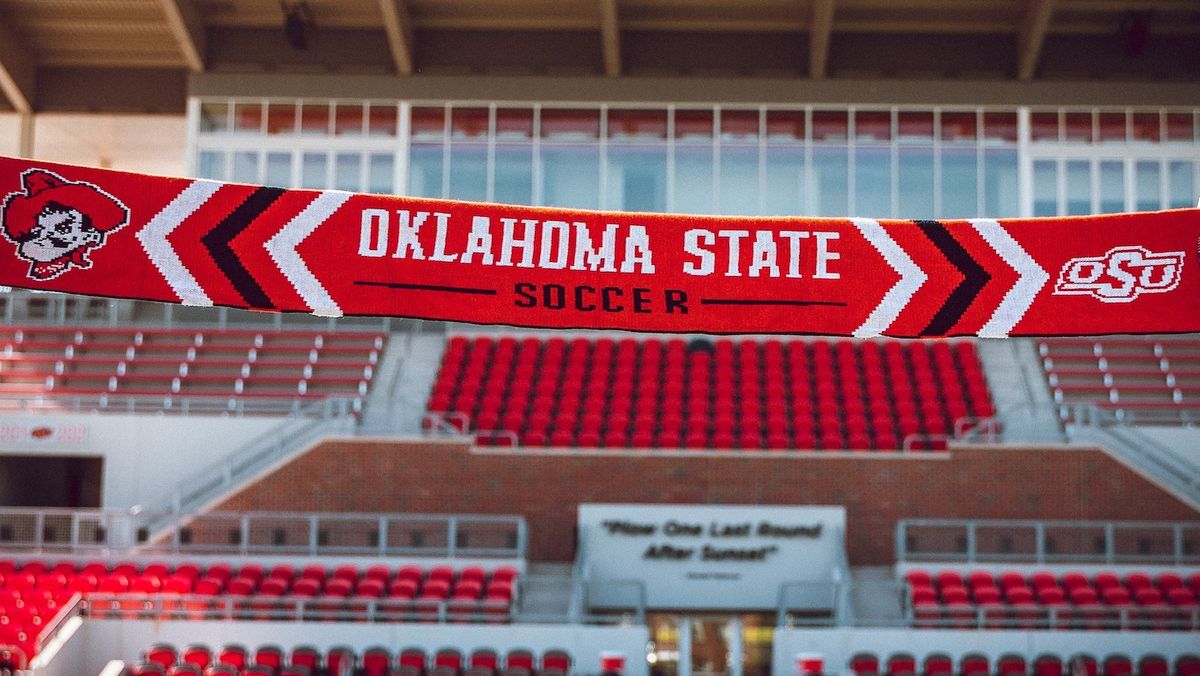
top-left (1, 156), bottom-right (1197, 337)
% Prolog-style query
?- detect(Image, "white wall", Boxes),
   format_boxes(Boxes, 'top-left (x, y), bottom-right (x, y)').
top-left (77, 619), bottom-right (650, 676)
top-left (774, 628), bottom-right (1200, 676)
top-left (0, 412), bottom-right (288, 509)
top-left (1136, 426), bottom-right (1200, 475)
top-left (0, 112), bottom-right (187, 175)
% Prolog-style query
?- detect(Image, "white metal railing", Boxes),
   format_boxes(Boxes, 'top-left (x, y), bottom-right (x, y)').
top-left (82, 592), bottom-right (515, 624)
top-left (0, 509), bottom-right (527, 559)
top-left (896, 518), bottom-right (1200, 565)
top-left (0, 393), bottom-right (359, 417)
top-left (903, 595), bottom-right (1200, 632)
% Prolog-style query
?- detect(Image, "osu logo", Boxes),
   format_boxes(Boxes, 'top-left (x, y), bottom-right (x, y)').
top-left (1, 169), bottom-right (130, 280)
top-left (1053, 245), bottom-right (1184, 303)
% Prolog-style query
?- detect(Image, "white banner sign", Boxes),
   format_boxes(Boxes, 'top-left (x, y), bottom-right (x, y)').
top-left (578, 504), bottom-right (846, 610)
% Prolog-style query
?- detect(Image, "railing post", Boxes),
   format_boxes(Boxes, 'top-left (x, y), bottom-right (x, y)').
top-left (310, 516), bottom-right (319, 555)
top-left (966, 522), bottom-right (976, 563)
top-left (34, 511), bottom-right (44, 552)
top-left (896, 521), bottom-right (907, 562)
top-left (240, 514), bottom-right (250, 556)
top-left (1104, 523), bottom-right (1115, 564)
top-left (1174, 524), bottom-right (1183, 566)
top-left (448, 517), bottom-right (458, 558)
top-left (1035, 522), bottom-right (1046, 564)
top-left (378, 516), bottom-right (388, 557)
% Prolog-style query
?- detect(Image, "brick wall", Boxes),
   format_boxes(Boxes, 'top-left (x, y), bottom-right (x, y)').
top-left (214, 441), bottom-right (1199, 564)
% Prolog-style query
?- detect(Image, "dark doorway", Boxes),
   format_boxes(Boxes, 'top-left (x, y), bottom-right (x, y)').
top-left (0, 455), bottom-right (103, 507)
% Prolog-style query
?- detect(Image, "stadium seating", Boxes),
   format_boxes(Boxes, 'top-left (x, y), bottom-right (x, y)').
top-left (427, 336), bottom-right (993, 451)
top-left (130, 643), bottom-right (573, 676)
top-left (845, 652), bottom-right (1200, 676)
top-left (904, 568), bottom-right (1200, 630)
top-left (0, 559), bottom-right (519, 662)
top-left (1039, 338), bottom-right (1200, 416)
top-left (0, 326), bottom-right (385, 409)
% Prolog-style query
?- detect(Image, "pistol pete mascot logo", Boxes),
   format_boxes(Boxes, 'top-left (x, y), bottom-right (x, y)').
top-left (1, 169), bottom-right (130, 281)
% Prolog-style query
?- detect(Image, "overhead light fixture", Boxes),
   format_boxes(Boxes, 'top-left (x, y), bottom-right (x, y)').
top-left (281, 1), bottom-right (315, 51)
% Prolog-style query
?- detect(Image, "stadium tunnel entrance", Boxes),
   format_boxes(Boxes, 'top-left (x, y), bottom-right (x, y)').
top-left (578, 505), bottom-right (848, 676)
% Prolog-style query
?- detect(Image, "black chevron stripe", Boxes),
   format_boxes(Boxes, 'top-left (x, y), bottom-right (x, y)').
top-left (201, 187), bottom-right (285, 309)
top-left (916, 220), bottom-right (991, 336)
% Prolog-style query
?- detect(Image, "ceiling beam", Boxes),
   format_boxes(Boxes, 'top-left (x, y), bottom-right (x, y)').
top-left (1017, 0), bottom-right (1055, 81)
top-left (0, 16), bottom-right (35, 112)
top-left (809, 0), bottom-right (835, 79)
top-left (157, 0), bottom-right (206, 71)
top-left (379, 0), bottom-right (416, 75)
top-left (599, 0), bottom-right (621, 77)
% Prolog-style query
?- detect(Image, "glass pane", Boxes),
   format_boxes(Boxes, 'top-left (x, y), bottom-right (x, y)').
top-left (690, 619), bottom-right (731, 676)
top-left (1131, 112), bottom-right (1160, 143)
top-left (766, 110), bottom-right (805, 142)
top-left (300, 152), bottom-right (328, 189)
top-left (1135, 161), bottom-right (1161, 211)
top-left (675, 109), bottom-right (714, 141)
top-left (231, 151), bottom-right (259, 183)
top-left (855, 110), bottom-right (891, 142)
top-left (541, 145), bottom-right (599, 209)
top-left (606, 145), bottom-right (667, 212)
top-left (983, 149), bottom-right (1018, 217)
top-left (367, 153), bottom-right (395, 195)
top-left (1098, 112), bottom-right (1126, 143)
top-left (897, 111), bottom-right (933, 143)
top-left (233, 102), bottom-right (262, 133)
top-left (267, 103), bottom-right (297, 134)
top-left (265, 152), bottom-right (292, 188)
top-left (941, 148), bottom-right (978, 218)
top-left (1064, 111), bottom-right (1092, 143)
top-left (411, 106), bottom-right (447, 141)
top-left (1030, 111), bottom-right (1059, 141)
top-left (720, 109), bottom-right (759, 142)
top-left (811, 146), bottom-right (848, 216)
top-left (855, 146), bottom-right (891, 217)
top-left (764, 145), bottom-right (806, 216)
top-left (334, 153), bottom-right (362, 192)
top-left (608, 109), bottom-right (668, 141)
top-left (1168, 161), bottom-right (1196, 209)
top-left (1099, 161), bottom-right (1124, 213)
top-left (1066, 160), bottom-right (1091, 215)
top-left (647, 614), bottom-right (679, 676)
top-left (496, 108), bottom-right (534, 140)
top-left (1166, 112), bottom-right (1195, 142)
top-left (333, 102), bottom-right (364, 136)
top-left (495, 146), bottom-right (533, 205)
top-left (448, 144), bottom-right (487, 201)
top-left (299, 102), bottom-right (330, 135)
top-left (1033, 160), bottom-right (1057, 217)
top-left (899, 147), bottom-right (934, 219)
top-left (719, 145), bottom-right (760, 215)
top-left (983, 112), bottom-right (1018, 143)
top-left (940, 111), bottom-right (977, 143)
top-left (741, 614), bottom-right (774, 676)
top-left (199, 101), bottom-right (230, 133)
top-left (367, 104), bottom-right (398, 136)
top-left (812, 110), bottom-right (848, 142)
top-left (541, 108), bottom-right (600, 140)
top-left (674, 144), bottom-right (715, 214)
top-left (408, 145), bottom-right (444, 197)
top-left (197, 150), bottom-right (225, 179)
top-left (451, 107), bottom-right (489, 140)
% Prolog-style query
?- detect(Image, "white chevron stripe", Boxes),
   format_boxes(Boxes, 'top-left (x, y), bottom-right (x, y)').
top-left (852, 217), bottom-right (927, 337)
top-left (970, 218), bottom-right (1049, 337)
top-left (136, 179), bottom-right (222, 306)
top-left (266, 190), bottom-right (351, 317)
